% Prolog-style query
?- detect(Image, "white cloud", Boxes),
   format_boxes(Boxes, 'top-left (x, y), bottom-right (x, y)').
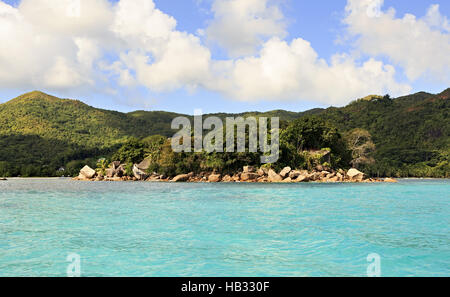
top-left (207, 38), bottom-right (411, 105)
top-left (111, 0), bottom-right (176, 42)
top-left (344, 0), bottom-right (450, 82)
top-left (74, 37), bottom-right (101, 69)
top-left (0, 0), bottom-right (415, 106)
top-left (424, 4), bottom-right (450, 32)
top-left (43, 56), bottom-right (87, 88)
top-left (18, 0), bottom-right (113, 36)
top-left (127, 32), bottom-right (211, 92)
top-left (108, 0), bottom-right (212, 92)
top-left (205, 0), bottom-right (287, 57)
top-left (0, 0), bottom-right (110, 90)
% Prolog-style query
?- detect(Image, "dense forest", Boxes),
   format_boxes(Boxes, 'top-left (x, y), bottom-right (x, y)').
top-left (0, 89), bottom-right (448, 178)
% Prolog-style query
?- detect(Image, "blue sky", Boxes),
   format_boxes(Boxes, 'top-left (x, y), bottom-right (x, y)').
top-left (0, 0), bottom-right (448, 114)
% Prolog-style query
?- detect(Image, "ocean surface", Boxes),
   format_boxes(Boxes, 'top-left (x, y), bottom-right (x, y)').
top-left (0, 178), bottom-right (448, 277)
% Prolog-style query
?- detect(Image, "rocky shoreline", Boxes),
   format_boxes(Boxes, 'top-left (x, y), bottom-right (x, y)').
top-left (73, 163), bottom-right (398, 183)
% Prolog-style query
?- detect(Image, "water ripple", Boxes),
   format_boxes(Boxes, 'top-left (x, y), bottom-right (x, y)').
top-left (0, 178), bottom-right (449, 276)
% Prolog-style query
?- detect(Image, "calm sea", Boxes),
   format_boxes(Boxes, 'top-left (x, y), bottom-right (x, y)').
top-left (0, 178), bottom-right (448, 277)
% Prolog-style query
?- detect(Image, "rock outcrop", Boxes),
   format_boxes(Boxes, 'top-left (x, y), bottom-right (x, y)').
top-left (73, 160), bottom-right (396, 184)
top-left (268, 169), bottom-right (283, 182)
top-left (222, 175), bottom-right (232, 182)
top-left (257, 168), bottom-right (266, 177)
top-left (208, 174), bottom-right (222, 182)
top-left (289, 170), bottom-right (302, 179)
top-left (347, 168), bottom-right (364, 182)
top-left (105, 168), bottom-right (116, 178)
top-left (384, 178), bottom-right (398, 183)
top-left (279, 167), bottom-right (292, 178)
top-left (241, 172), bottom-right (259, 181)
top-left (243, 166), bottom-right (256, 173)
top-left (80, 165), bottom-right (96, 179)
top-left (116, 165), bottom-right (125, 177)
top-left (295, 174), bottom-right (309, 182)
top-left (172, 172), bottom-right (194, 182)
top-left (133, 164), bottom-right (148, 180)
top-left (137, 158), bottom-right (151, 171)
top-left (232, 174), bottom-right (241, 182)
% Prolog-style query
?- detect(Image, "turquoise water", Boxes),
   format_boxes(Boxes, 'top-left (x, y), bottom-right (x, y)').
top-left (0, 178), bottom-right (449, 277)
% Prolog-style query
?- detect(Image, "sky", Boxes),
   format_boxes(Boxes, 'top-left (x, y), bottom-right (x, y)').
top-left (0, 0), bottom-right (448, 114)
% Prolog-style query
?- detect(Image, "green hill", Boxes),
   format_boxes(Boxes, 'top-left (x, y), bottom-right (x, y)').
top-left (0, 89), bottom-right (448, 177)
top-left (317, 90), bottom-right (449, 176)
top-left (0, 91), bottom-right (182, 176)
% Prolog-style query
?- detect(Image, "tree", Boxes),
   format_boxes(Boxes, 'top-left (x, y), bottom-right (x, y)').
top-left (142, 135), bottom-right (167, 163)
top-left (280, 116), bottom-right (350, 169)
top-left (0, 161), bottom-right (12, 177)
top-left (281, 117), bottom-right (338, 152)
top-left (112, 138), bottom-right (146, 164)
top-left (344, 128), bottom-right (376, 169)
top-left (96, 158), bottom-right (109, 175)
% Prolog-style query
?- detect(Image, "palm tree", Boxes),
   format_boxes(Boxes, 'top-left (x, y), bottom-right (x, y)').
top-left (96, 158), bottom-right (109, 176)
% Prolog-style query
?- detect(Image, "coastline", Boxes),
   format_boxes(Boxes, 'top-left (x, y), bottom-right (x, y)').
top-left (138, 177), bottom-right (444, 182)
top-left (2, 177), bottom-right (448, 181)
top-left (0, 176), bottom-right (450, 184)
top-left (71, 165), bottom-right (403, 183)
top-left (4, 166), bottom-right (448, 183)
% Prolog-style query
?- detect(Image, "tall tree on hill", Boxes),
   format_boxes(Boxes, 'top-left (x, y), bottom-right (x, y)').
top-left (345, 128), bottom-right (376, 169)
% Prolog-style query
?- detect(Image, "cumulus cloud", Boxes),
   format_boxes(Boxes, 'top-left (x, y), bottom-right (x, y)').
top-left (207, 38), bottom-right (411, 105)
top-left (0, 0), bottom-right (418, 106)
top-left (109, 0), bottom-right (211, 91)
top-left (205, 0), bottom-right (287, 57)
top-left (344, 0), bottom-right (450, 82)
top-left (424, 4), bottom-right (450, 32)
top-left (19, 0), bottom-right (113, 36)
top-left (0, 0), bottom-right (111, 90)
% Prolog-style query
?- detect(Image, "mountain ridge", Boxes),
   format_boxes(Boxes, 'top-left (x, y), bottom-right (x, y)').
top-left (1, 89), bottom-right (446, 118)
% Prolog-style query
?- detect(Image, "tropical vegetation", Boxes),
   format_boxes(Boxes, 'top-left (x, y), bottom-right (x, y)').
top-left (0, 89), bottom-right (448, 178)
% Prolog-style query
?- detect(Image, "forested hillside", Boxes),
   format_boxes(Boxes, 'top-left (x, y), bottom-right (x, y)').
top-left (0, 89), bottom-right (448, 177)
top-left (319, 90), bottom-right (449, 176)
top-left (0, 91), bottom-right (183, 176)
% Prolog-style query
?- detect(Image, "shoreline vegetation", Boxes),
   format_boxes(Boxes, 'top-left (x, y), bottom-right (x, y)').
top-left (0, 90), bottom-right (448, 179)
top-left (70, 115), bottom-right (401, 183)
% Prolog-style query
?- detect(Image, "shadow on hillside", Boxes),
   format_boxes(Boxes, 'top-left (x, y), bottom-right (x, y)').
top-left (0, 134), bottom-right (119, 168)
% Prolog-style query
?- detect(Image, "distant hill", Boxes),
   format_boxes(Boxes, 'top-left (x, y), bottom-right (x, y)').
top-left (318, 90), bottom-right (449, 175)
top-left (0, 89), bottom-right (448, 176)
top-left (0, 91), bottom-right (184, 175)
